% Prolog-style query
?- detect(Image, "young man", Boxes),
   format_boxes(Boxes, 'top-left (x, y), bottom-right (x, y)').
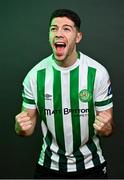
top-left (15, 9), bottom-right (114, 178)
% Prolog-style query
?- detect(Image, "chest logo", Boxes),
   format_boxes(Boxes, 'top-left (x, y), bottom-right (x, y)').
top-left (79, 89), bottom-right (92, 102)
top-left (45, 93), bottom-right (52, 100)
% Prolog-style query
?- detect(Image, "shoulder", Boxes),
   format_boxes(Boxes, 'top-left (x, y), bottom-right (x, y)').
top-left (23, 54), bottom-right (53, 85)
top-left (24, 54), bottom-right (52, 81)
top-left (79, 52), bottom-right (109, 77)
top-left (30, 54), bottom-right (52, 74)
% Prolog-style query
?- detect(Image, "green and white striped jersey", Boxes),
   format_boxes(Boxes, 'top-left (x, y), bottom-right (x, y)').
top-left (22, 52), bottom-right (113, 172)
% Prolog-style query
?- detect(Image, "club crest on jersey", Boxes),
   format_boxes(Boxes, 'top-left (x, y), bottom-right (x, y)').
top-left (79, 89), bottom-right (92, 102)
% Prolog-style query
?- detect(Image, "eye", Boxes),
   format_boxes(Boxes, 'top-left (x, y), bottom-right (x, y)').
top-left (50, 27), bottom-right (57, 32)
top-left (63, 27), bottom-right (71, 31)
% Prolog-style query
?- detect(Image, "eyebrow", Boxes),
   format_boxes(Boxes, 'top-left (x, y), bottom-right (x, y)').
top-left (50, 24), bottom-right (73, 29)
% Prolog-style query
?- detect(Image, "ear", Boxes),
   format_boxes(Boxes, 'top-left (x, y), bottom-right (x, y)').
top-left (76, 32), bottom-right (83, 44)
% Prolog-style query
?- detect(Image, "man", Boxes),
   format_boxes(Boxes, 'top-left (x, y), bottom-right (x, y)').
top-left (15, 9), bottom-right (114, 178)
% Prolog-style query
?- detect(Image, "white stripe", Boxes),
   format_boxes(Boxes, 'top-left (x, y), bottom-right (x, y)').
top-left (50, 152), bottom-right (59, 171)
top-left (45, 66), bottom-right (62, 171)
top-left (92, 136), bottom-right (105, 163)
top-left (79, 145), bottom-right (94, 169)
top-left (61, 71), bottom-right (73, 155)
top-left (22, 102), bottom-right (36, 109)
top-left (38, 142), bottom-right (47, 165)
top-left (45, 66), bottom-right (56, 139)
top-left (61, 71), bottom-right (77, 172)
top-left (67, 156), bottom-right (76, 172)
top-left (95, 103), bottom-right (113, 111)
top-left (79, 55), bottom-right (89, 145)
top-left (44, 66), bottom-right (60, 170)
top-left (50, 139), bottom-right (59, 170)
top-left (79, 54), bottom-right (94, 169)
top-left (38, 121), bottom-right (47, 165)
top-left (95, 92), bottom-right (112, 102)
top-left (41, 120), bottom-right (47, 137)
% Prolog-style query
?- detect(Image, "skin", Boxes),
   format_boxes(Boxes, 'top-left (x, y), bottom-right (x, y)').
top-left (94, 108), bottom-right (114, 136)
top-left (15, 17), bottom-right (114, 137)
top-left (15, 107), bottom-right (37, 136)
top-left (49, 17), bottom-right (82, 67)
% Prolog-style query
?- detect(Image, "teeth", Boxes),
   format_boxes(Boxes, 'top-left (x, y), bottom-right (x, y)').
top-left (55, 42), bottom-right (66, 47)
top-left (56, 43), bottom-right (65, 45)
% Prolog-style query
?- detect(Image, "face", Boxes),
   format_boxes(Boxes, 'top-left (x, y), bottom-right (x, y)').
top-left (49, 17), bottom-right (82, 61)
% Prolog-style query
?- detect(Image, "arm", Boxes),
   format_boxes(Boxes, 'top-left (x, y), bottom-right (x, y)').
top-left (93, 107), bottom-right (115, 136)
top-left (15, 106), bottom-right (38, 136)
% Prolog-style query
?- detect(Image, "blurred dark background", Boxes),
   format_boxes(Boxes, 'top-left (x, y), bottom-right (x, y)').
top-left (0, 0), bottom-right (124, 178)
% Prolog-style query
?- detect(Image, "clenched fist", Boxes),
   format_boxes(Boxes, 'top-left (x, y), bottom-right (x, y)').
top-left (93, 111), bottom-right (113, 136)
top-left (15, 111), bottom-right (36, 136)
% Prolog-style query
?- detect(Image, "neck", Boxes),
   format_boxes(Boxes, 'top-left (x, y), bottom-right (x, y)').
top-left (53, 51), bottom-right (79, 68)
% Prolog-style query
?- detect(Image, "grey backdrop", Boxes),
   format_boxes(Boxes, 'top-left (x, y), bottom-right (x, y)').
top-left (0, 0), bottom-right (124, 178)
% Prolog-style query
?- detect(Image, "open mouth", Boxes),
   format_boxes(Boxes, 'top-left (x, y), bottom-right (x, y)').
top-left (54, 42), bottom-right (66, 48)
top-left (54, 42), bottom-right (66, 55)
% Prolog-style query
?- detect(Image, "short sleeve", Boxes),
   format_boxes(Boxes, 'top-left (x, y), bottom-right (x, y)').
top-left (94, 67), bottom-right (113, 111)
top-left (22, 72), bottom-right (37, 109)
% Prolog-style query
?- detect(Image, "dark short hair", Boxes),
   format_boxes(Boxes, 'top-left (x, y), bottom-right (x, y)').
top-left (49, 9), bottom-right (81, 31)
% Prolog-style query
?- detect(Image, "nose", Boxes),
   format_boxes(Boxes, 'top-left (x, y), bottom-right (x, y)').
top-left (55, 28), bottom-right (64, 37)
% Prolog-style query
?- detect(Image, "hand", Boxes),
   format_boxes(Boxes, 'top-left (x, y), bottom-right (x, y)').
top-left (15, 111), bottom-right (33, 135)
top-left (93, 111), bottom-right (113, 136)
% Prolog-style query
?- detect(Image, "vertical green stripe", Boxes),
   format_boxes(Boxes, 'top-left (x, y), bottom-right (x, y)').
top-left (70, 67), bottom-right (81, 152)
top-left (87, 67), bottom-right (100, 167)
top-left (53, 67), bottom-right (67, 172)
top-left (43, 147), bottom-right (52, 168)
top-left (53, 67), bottom-right (65, 152)
top-left (37, 69), bottom-right (52, 168)
top-left (37, 69), bottom-right (46, 123)
top-left (86, 138), bottom-right (100, 166)
top-left (87, 67), bottom-right (96, 137)
top-left (74, 150), bottom-right (85, 170)
top-left (43, 131), bottom-right (52, 168)
top-left (57, 149), bottom-right (67, 172)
